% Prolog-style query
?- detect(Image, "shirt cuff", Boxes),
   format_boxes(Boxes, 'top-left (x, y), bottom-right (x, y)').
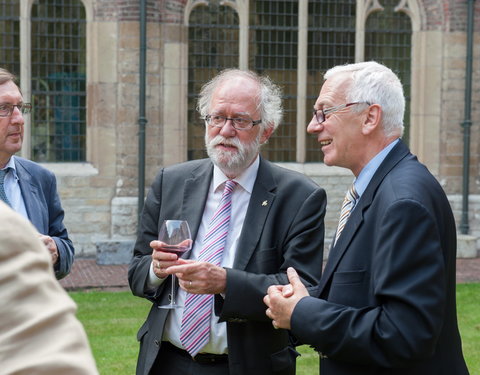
top-left (147, 261), bottom-right (165, 289)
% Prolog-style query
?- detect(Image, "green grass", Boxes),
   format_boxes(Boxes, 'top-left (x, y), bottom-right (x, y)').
top-left (71, 283), bottom-right (480, 375)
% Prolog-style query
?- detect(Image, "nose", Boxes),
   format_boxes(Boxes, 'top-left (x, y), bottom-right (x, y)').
top-left (10, 106), bottom-right (25, 124)
top-left (307, 115), bottom-right (322, 134)
top-left (219, 118), bottom-right (237, 137)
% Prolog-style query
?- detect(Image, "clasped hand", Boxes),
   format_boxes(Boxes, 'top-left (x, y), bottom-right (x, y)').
top-left (263, 267), bottom-right (309, 330)
top-left (150, 240), bottom-right (227, 295)
top-left (39, 234), bottom-right (59, 265)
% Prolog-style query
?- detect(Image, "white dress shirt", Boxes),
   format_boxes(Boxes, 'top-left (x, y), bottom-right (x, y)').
top-left (2, 156), bottom-right (28, 219)
top-left (148, 156), bottom-right (260, 354)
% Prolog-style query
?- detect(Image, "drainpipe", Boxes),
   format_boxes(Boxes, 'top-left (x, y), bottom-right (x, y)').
top-left (460, 0), bottom-right (476, 234)
top-left (138, 0), bottom-right (147, 227)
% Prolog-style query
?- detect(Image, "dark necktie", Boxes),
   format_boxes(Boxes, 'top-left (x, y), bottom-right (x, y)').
top-left (0, 168), bottom-right (11, 206)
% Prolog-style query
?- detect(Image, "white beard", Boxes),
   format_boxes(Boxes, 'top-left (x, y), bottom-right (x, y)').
top-left (205, 133), bottom-right (261, 177)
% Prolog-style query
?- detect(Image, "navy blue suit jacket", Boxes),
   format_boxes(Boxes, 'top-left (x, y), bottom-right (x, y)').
top-left (291, 140), bottom-right (469, 375)
top-left (14, 157), bottom-right (74, 279)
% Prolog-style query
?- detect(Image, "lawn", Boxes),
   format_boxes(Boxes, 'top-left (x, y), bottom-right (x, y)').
top-left (71, 283), bottom-right (479, 375)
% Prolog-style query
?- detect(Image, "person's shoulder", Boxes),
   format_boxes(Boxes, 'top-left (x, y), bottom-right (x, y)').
top-left (14, 156), bottom-right (54, 177)
top-left (0, 202), bottom-right (42, 256)
top-left (163, 158), bottom-right (211, 175)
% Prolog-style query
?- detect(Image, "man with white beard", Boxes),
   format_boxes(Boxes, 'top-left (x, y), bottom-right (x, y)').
top-left (129, 69), bottom-right (327, 375)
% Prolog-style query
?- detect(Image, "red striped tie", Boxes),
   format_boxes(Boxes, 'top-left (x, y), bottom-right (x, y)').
top-left (180, 179), bottom-right (237, 357)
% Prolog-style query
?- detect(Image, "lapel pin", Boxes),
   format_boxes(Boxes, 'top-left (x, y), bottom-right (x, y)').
top-left (262, 200), bottom-right (268, 206)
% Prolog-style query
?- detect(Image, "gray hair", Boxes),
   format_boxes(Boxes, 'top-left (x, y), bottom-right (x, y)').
top-left (324, 61), bottom-right (405, 138)
top-left (197, 69), bottom-right (283, 133)
top-left (0, 67), bottom-right (17, 86)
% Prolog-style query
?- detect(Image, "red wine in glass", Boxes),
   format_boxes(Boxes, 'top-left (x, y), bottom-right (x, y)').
top-left (157, 220), bottom-right (192, 309)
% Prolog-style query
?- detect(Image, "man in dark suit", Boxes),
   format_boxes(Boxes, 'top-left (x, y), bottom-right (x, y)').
top-left (264, 61), bottom-right (469, 375)
top-left (129, 69), bottom-right (326, 375)
top-left (0, 67), bottom-right (74, 279)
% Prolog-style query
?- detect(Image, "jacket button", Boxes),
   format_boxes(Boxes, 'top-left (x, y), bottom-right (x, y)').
top-left (154, 340), bottom-right (160, 347)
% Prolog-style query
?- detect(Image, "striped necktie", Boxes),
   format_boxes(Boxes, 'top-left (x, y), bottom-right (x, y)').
top-left (333, 183), bottom-right (358, 246)
top-left (0, 168), bottom-right (11, 206)
top-left (180, 179), bottom-right (237, 357)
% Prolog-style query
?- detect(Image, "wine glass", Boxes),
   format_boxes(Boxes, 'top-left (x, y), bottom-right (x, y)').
top-left (157, 220), bottom-right (192, 309)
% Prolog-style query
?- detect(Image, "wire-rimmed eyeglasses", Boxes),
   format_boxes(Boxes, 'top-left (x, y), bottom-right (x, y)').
top-left (205, 114), bottom-right (262, 131)
top-left (312, 102), bottom-right (371, 125)
top-left (0, 103), bottom-right (32, 117)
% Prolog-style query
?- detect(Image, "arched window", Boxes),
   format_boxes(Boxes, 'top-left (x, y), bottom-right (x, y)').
top-left (31, 0), bottom-right (86, 162)
top-left (182, 0), bottom-right (415, 164)
top-left (187, 1), bottom-right (239, 160)
top-left (306, 0), bottom-right (356, 161)
top-left (0, 0), bottom-right (20, 76)
top-left (249, 0), bottom-right (299, 162)
top-left (365, 0), bottom-right (412, 143)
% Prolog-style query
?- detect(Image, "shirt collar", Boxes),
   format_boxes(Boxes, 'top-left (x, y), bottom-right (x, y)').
top-left (354, 138), bottom-right (399, 196)
top-left (3, 156), bottom-right (18, 180)
top-left (212, 155), bottom-right (260, 194)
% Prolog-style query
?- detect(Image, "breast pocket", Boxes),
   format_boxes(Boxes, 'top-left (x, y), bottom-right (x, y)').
top-left (328, 270), bottom-right (368, 308)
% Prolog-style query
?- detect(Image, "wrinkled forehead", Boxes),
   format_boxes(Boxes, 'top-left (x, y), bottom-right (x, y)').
top-left (317, 73), bottom-right (352, 106)
top-left (211, 77), bottom-right (260, 113)
top-left (0, 80), bottom-right (22, 101)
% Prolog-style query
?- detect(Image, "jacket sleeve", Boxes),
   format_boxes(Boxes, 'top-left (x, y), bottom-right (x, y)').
top-left (290, 199), bottom-right (447, 367)
top-left (47, 174), bottom-right (74, 280)
top-left (218, 187), bottom-right (327, 322)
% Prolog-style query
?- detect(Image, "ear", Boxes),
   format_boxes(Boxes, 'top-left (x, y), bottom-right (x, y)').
top-left (361, 104), bottom-right (382, 135)
top-left (259, 125), bottom-right (274, 144)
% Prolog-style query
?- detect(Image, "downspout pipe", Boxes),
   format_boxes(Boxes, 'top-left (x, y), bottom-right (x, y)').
top-left (460, 0), bottom-right (476, 234)
top-left (138, 0), bottom-right (147, 227)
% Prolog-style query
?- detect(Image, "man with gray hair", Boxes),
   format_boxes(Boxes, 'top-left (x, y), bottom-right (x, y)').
top-left (129, 69), bottom-right (326, 375)
top-left (0, 67), bottom-right (74, 279)
top-left (265, 61), bottom-right (468, 375)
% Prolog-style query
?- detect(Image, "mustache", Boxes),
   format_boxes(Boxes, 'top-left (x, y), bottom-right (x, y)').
top-left (207, 135), bottom-right (242, 149)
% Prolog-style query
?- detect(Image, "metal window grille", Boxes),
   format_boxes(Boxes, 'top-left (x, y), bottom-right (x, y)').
top-left (31, 0), bottom-right (86, 162)
top-left (365, 0), bottom-right (412, 143)
top-left (249, 0), bottom-right (298, 162)
top-left (0, 1), bottom-right (20, 76)
top-left (306, 0), bottom-right (356, 162)
top-left (187, 1), bottom-right (240, 161)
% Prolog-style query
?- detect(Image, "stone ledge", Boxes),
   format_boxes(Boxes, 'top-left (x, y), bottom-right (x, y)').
top-left (96, 240), bottom-right (135, 265)
top-left (457, 234), bottom-right (478, 258)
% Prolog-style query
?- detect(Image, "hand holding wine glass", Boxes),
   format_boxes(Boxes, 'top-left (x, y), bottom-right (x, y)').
top-left (156, 220), bottom-right (192, 309)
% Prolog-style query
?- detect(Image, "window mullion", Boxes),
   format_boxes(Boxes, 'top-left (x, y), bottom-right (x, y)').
top-left (296, 0), bottom-right (308, 163)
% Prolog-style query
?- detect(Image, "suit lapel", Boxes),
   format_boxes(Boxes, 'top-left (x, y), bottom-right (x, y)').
top-left (14, 159), bottom-right (44, 231)
top-left (318, 140), bottom-right (411, 295)
top-left (182, 161), bottom-right (212, 255)
top-left (233, 157), bottom-right (276, 270)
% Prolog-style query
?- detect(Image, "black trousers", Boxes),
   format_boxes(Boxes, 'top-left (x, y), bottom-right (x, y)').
top-left (150, 342), bottom-right (229, 375)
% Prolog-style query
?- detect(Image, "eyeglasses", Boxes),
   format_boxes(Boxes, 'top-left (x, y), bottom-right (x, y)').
top-left (0, 103), bottom-right (32, 117)
top-left (205, 114), bottom-right (262, 131)
top-left (312, 102), bottom-right (370, 125)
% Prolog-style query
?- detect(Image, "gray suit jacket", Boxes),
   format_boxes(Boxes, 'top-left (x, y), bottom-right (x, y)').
top-left (129, 157), bottom-right (326, 375)
top-left (291, 140), bottom-right (469, 375)
top-left (14, 156), bottom-right (74, 279)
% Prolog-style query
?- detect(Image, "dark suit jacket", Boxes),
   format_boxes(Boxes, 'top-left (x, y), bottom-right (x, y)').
top-left (14, 157), bottom-right (74, 279)
top-left (129, 157), bottom-right (326, 375)
top-left (291, 140), bottom-right (469, 375)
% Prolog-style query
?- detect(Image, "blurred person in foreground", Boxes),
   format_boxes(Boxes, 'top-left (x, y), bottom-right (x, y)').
top-left (0, 201), bottom-right (98, 375)
top-left (0, 67), bottom-right (74, 279)
top-left (129, 68), bottom-right (326, 375)
top-left (264, 61), bottom-right (469, 375)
